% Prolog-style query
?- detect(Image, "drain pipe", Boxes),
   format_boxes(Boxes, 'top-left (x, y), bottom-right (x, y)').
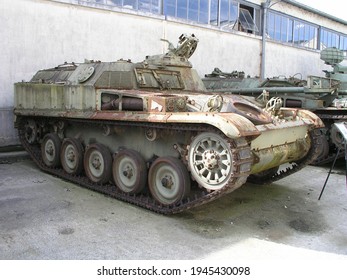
top-left (261, 0), bottom-right (270, 80)
top-left (261, 1), bottom-right (282, 79)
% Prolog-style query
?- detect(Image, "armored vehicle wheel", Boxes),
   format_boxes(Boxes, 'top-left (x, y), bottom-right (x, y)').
top-left (188, 132), bottom-right (235, 190)
top-left (60, 138), bottom-right (84, 175)
top-left (148, 157), bottom-right (190, 205)
top-left (84, 143), bottom-right (112, 184)
top-left (41, 133), bottom-right (61, 168)
top-left (112, 149), bottom-right (147, 194)
top-left (24, 119), bottom-right (38, 144)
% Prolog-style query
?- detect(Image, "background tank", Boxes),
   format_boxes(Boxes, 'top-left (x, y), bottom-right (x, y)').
top-left (203, 56), bottom-right (346, 165)
top-left (14, 34), bottom-right (323, 214)
top-left (321, 47), bottom-right (347, 94)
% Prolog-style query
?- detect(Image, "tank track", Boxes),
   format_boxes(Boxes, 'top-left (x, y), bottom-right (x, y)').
top-left (18, 117), bottom-right (322, 213)
top-left (247, 128), bottom-right (323, 185)
top-left (18, 117), bottom-right (253, 214)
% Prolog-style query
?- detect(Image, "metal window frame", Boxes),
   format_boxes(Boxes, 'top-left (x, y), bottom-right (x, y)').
top-left (219, 0), bottom-right (239, 30)
top-left (268, 10), bottom-right (319, 50)
top-left (238, 7), bottom-right (258, 32)
top-left (320, 27), bottom-right (345, 50)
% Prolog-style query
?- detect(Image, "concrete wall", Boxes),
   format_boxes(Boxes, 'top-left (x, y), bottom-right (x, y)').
top-left (1, 0), bottom-right (346, 147)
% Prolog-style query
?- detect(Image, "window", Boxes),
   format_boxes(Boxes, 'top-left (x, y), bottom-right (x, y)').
top-left (165, 0), bottom-right (176, 16)
top-left (220, 0), bottom-right (238, 30)
top-left (320, 29), bottom-right (347, 56)
top-left (340, 35), bottom-right (347, 55)
top-left (63, 1), bottom-right (347, 53)
top-left (109, 0), bottom-right (121, 6)
top-left (293, 20), bottom-right (317, 49)
top-left (320, 28), bottom-right (340, 49)
top-left (164, 0), bottom-right (209, 24)
top-left (102, 0), bottom-right (161, 14)
top-left (177, 0), bottom-right (187, 19)
top-left (268, 11), bottom-right (318, 49)
top-left (268, 12), bottom-right (293, 43)
top-left (198, 0), bottom-right (209, 24)
top-left (139, 0), bottom-right (160, 13)
top-left (209, 0), bottom-right (218, 25)
top-left (123, 0), bottom-right (137, 9)
top-left (164, 1), bottom-right (258, 33)
top-left (239, 8), bottom-right (258, 32)
top-left (210, 1), bottom-right (259, 34)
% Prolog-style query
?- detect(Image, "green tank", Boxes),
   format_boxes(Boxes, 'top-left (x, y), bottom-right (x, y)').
top-left (14, 34), bottom-right (323, 214)
top-left (203, 48), bottom-right (347, 165)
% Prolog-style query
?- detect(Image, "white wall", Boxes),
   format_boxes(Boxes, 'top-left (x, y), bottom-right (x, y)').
top-left (0, 0), bottom-right (346, 146)
top-left (265, 41), bottom-right (326, 78)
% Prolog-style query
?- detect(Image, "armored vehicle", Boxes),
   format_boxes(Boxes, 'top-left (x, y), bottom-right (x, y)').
top-left (321, 47), bottom-right (347, 95)
top-left (14, 34), bottom-right (323, 214)
top-left (203, 48), bottom-right (347, 165)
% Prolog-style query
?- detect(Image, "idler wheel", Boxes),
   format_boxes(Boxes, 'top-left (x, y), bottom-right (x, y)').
top-left (148, 157), bottom-right (190, 205)
top-left (112, 149), bottom-right (147, 194)
top-left (41, 133), bottom-right (61, 168)
top-left (84, 143), bottom-right (112, 184)
top-left (24, 119), bottom-right (38, 144)
top-left (60, 138), bottom-right (84, 175)
top-left (188, 132), bottom-right (234, 190)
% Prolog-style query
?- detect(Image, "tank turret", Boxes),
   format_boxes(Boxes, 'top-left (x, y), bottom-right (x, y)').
top-left (14, 34), bottom-right (324, 214)
top-left (321, 47), bottom-right (347, 94)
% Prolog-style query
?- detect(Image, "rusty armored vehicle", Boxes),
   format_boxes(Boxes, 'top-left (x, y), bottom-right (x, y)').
top-left (203, 48), bottom-right (347, 165)
top-left (14, 34), bottom-right (324, 214)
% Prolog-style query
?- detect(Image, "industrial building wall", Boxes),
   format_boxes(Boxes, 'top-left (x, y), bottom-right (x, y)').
top-left (0, 0), bottom-right (343, 147)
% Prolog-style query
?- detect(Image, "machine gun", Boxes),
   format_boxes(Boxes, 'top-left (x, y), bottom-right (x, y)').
top-left (161, 33), bottom-right (198, 59)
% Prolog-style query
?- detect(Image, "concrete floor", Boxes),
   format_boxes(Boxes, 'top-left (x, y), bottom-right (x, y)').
top-left (0, 154), bottom-right (347, 260)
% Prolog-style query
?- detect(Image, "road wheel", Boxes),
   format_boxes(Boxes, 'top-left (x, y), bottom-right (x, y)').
top-left (148, 157), bottom-right (190, 205)
top-left (24, 119), bottom-right (38, 144)
top-left (112, 149), bottom-right (147, 194)
top-left (84, 143), bottom-right (112, 184)
top-left (60, 138), bottom-right (84, 175)
top-left (41, 133), bottom-right (61, 168)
